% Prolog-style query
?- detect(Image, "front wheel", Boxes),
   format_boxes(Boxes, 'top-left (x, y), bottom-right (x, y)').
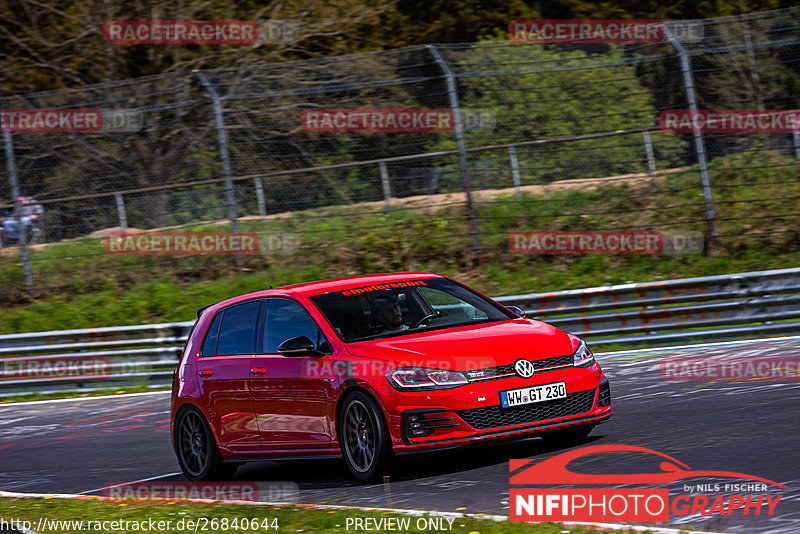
top-left (175, 406), bottom-right (237, 481)
top-left (338, 391), bottom-right (393, 481)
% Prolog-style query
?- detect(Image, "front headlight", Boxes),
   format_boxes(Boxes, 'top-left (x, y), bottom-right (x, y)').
top-left (573, 340), bottom-right (594, 367)
top-left (386, 367), bottom-right (469, 390)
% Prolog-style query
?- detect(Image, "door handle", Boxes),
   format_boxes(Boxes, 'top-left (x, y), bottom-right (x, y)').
top-left (198, 369), bottom-right (213, 379)
top-left (251, 367), bottom-right (267, 376)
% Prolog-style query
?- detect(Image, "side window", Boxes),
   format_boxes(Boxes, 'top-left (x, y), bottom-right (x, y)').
top-left (264, 299), bottom-right (326, 353)
top-left (200, 312), bottom-right (223, 357)
top-left (216, 300), bottom-right (263, 355)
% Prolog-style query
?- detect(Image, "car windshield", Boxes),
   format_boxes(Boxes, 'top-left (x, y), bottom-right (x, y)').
top-left (308, 278), bottom-right (514, 342)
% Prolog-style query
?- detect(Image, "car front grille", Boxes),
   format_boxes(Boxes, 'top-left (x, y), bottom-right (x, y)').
top-left (465, 354), bottom-right (573, 380)
top-left (457, 388), bottom-right (596, 430)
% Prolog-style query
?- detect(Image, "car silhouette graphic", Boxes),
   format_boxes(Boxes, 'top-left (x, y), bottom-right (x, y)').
top-left (510, 444), bottom-right (786, 487)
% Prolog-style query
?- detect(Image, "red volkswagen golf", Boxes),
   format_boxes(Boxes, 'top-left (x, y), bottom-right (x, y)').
top-left (171, 272), bottom-right (612, 481)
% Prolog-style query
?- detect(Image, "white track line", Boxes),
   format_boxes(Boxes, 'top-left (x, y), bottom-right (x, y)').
top-left (0, 416), bottom-right (36, 425)
top-left (0, 489), bottom-right (727, 534)
top-left (595, 334), bottom-right (800, 357)
top-left (0, 389), bottom-right (170, 407)
top-left (75, 472), bottom-right (181, 495)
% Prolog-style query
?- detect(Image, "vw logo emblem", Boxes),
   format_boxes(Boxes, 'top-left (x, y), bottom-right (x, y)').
top-left (514, 359), bottom-right (535, 378)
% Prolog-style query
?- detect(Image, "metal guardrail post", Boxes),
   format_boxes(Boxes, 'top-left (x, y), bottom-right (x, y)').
top-left (2, 122), bottom-right (33, 289)
top-left (509, 146), bottom-right (522, 200)
top-left (379, 162), bottom-right (391, 209)
top-left (642, 130), bottom-right (656, 176)
top-left (254, 178), bottom-right (266, 221)
top-left (664, 27), bottom-right (718, 243)
top-left (427, 44), bottom-right (481, 252)
top-left (114, 193), bottom-right (128, 232)
top-left (195, 70), bottom-right (242, 263)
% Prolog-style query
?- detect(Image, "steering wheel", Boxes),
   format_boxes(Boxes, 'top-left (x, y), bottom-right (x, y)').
top-left (412, 312), bottom-right (439, 329)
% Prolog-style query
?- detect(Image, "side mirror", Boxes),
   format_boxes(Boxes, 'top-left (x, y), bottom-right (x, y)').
top-left (277, 336), bottom-right (322, 356)
top-left (506, 306), bottom-right (527, 318)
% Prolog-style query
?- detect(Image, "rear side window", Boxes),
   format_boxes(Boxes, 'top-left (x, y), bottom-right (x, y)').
top-left (216, 300), bottom-right (263, 355)
top-left (200, 312), bottom-right (223, 356)
top-left (263, 299), bottom-right (325, 353)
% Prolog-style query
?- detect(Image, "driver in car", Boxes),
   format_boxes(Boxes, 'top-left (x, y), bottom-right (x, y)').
top-left (370, 294), bottom-right (408, 332)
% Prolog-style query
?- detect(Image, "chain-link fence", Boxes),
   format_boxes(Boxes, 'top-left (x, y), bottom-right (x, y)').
top-left (1, 8), bottom-right (799, 295)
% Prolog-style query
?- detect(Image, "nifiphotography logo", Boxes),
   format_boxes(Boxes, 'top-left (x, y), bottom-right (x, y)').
top-left (510, 444), bottom-right (785, 522)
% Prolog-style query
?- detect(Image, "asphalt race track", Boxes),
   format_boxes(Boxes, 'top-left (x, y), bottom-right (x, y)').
top-left (1, 337), bottom-right (799, 533)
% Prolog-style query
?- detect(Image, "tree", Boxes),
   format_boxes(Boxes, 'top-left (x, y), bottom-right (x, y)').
top-left (0, 0), bottom-right (398, 95)
top-left (426, 41), bottom-right (685, 192)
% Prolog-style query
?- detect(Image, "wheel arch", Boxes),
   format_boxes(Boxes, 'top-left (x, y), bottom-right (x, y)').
top-left (334, 381), bottom-right (391, 449)
top-left (171, 399), bottom-right (229, 457)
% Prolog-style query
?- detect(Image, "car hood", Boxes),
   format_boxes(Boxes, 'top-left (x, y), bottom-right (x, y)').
top-left (344, 319), bottom-right (575, 370)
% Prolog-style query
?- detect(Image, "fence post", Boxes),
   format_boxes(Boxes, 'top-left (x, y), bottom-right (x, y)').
top-left (508, 146), bottom-right (522, 200)
top-left (664, 28), bottom-right (718, 243)
top-left (427, 44), bottom-right (481, 252)
top-left (379, 162), bottom-right (391, 209)
top-left (642, 130), bottom-right (656, 176)
top-left (254, 178), bottom-right (266, 221)
top-left (195, 71), bottom-right (241, 235)
top-left (1, 124), bottom-right (33, 290)
top-left (114, 193), bottom-right (128, 232)
top-left (792, 130), bottom-right (800, 162)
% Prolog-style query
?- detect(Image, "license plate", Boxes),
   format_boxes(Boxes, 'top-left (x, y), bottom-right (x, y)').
top-left (500, 381), bottom-right (567, 408)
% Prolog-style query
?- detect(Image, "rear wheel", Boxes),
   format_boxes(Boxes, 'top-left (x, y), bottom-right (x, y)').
top-left (338, 391), bottom-right (393, 481)
top-left (540, 424), bottom-right (594, 444)
top-left (175, 406), bottom-right (237, 481)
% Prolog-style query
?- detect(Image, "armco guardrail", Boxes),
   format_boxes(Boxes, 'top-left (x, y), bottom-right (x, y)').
top-left (2, 267), bottom-right (800, 395)
top-left (496, 266), bottom-right (800, 346)
top-left (0, 322), bottom-right (193, 396)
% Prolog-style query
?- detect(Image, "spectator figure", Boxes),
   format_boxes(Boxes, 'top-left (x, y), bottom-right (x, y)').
top-left (0, 196), bottom-right (44, 246)
top-left (19, 195), bottom-right (44, 220)
top-left (0, 208), bottom-right (17, 246)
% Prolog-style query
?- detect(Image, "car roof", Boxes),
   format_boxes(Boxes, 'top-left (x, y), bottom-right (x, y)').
top-left (200, 271), bottom-right (444, 316)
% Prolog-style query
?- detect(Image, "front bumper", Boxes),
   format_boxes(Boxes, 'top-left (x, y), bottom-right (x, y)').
top-left (381, 362), bottom-right (612, 452)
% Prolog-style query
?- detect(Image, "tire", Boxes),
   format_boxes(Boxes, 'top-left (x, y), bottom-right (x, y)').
top-left (174, 406), bottom-right (237, 481)
top-left (338, 391), bottom-right (393, 481)
top-left (540, 424), bottom-right (595, 444)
